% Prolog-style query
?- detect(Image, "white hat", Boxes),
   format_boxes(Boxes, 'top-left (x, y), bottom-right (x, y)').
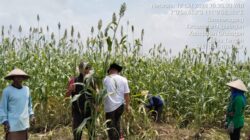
top-left (4, 68), bottom-right (30, 80)
top-left (226, 79), bottom-right (248, 92)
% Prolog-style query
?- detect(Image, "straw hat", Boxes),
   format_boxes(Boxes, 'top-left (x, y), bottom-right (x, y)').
top-left (226, 79), bottom-right (248, 92)
top-left (4, 68), bottom-right (30, 80)
top-left (141, 90), bottom-right (149, 96)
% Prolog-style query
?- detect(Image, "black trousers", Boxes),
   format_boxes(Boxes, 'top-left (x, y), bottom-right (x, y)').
top-left (230, 127), bottom-right (242, 140)
top-left (106, 105), bottom-right (124, 140)
top-left (72, 100), bottom-right (92, 140)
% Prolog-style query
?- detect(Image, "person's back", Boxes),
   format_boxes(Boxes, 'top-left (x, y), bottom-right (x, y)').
top-left (145, 95), bottom-right (164, 122)
top-left (103, 63), bottom-right (130, 140)
top-left (103, 74), bottom-right (129, 113)
top-left (146, 95), bottom-right (163, 108)
top-left (152, 96), bottom-right (164, 107)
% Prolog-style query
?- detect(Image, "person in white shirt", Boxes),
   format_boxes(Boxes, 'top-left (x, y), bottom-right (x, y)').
top-left (103, 63), bottom-right (130, 140)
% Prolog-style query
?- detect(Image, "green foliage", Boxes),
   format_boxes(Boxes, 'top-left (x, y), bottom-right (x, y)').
top-left (0, 3), bottom-right (249, 139)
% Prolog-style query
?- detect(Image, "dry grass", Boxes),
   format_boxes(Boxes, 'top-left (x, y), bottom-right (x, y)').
top-left (0, 121), bottom-right (249, 140)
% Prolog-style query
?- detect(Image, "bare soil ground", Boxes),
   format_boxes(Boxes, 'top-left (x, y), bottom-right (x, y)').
top-left (1, 120), bottom-right (250, 140)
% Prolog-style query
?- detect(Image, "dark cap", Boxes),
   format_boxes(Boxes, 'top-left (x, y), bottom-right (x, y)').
top-left (108, 63), bottom-right (123, 73)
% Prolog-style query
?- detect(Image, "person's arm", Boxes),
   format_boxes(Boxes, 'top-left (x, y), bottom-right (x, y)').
top-left (28, 87), bottom-right (34, 116)
top-left (225, 97), bottom-right (233, 128)
top-left (28, 87), bottom-right (35, 124)
top-left (65, 77), bottom-right (75, 97)
top-left (124, 93), bottom-right (130, 112)
top-left (124, 78), bottom-right (130, 112)
top-left (0, 89), bottom-right (10, 132)
top-left (146, 97), bottom-right (154, 108)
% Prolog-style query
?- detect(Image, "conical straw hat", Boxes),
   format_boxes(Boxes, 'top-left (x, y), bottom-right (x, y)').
top-left (4, 68), bottom-right (30, 80)
top-left (226, 79), bottom-right (248, 92)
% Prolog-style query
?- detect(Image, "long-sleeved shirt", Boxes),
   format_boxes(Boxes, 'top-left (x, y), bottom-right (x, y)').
top-left (0, 85), bottom-right (34, 132)
top-left (226, 95), bottom-right (245, 129)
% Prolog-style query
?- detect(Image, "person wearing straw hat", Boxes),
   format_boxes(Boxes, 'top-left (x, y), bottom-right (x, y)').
top-left (225, 79), bottom-right (248, 140)
top-left (66, 62), bottom-right (98, 140)
top-left (103, 63), bottom-right (130, 140)
top-left (0, 68), bottom-right (35, 140)
top-left (144, 93), bottom-right (164, 123)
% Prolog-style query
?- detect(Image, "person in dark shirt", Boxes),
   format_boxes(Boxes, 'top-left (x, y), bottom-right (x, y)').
top-left (145, 94), bottom-right (164, 122)
top-left (66, 62), bottom-right (97, 140)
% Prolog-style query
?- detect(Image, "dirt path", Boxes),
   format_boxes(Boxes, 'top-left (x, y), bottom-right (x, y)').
top-left (0, 124), bottom-right (237, 140)
top-left (153, 123), bottom-right (228, 140)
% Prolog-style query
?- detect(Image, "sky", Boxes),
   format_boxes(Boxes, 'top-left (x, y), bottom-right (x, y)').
top-left (0, 0), bottom-right (249, 58)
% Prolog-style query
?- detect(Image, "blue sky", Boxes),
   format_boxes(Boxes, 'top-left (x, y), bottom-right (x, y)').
top-left (0, 0), bottom-right (249, 58)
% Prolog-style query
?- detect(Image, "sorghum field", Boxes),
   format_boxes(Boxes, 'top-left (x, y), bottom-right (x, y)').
top-left (0, 3), bottom-right (250, 140)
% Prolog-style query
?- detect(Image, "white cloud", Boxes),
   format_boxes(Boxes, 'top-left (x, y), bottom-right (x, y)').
top-left (0, 0), bottom-right (248, 58)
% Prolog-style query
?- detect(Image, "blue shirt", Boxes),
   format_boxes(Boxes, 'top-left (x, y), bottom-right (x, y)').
top-left (0, 85), bottom-right (34, 132)
top-left (146, 96), bottom-right (164, 108)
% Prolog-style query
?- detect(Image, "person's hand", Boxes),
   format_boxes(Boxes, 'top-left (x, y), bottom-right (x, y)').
top-left (224, 122), bottom-right (227, 129)
top-left (68, 84), bottom-right (75, 93)
top-left (65, 83), bottom-right (75, 97)
top-left (30, 115), bottom-right (36, 125)
top-left (124, 106), bottom-right (131, 121)
top-left (94, 105), bottom-right (100, 112)
top-left (3, 121), bottom-right (10, 133)
top-left (227, 122), bottom-right (234, 134)
top-left (125, 105), bottom-right (131, 113)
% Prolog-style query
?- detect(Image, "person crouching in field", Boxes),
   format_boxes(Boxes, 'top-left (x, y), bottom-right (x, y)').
top-left (225, 79), bottom-right (248, 140)
top-left (103, 63), bottom-right (130, 140)
top-left (0, 68), bottom-right (35, 140)
top-left (145, 93), bottom-right (164, 123)
top-left (66, 62), bottom-right (98, 140)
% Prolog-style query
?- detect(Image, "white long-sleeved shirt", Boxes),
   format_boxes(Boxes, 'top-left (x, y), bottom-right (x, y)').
top-left (0, 85), bottom-right (34, 132)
